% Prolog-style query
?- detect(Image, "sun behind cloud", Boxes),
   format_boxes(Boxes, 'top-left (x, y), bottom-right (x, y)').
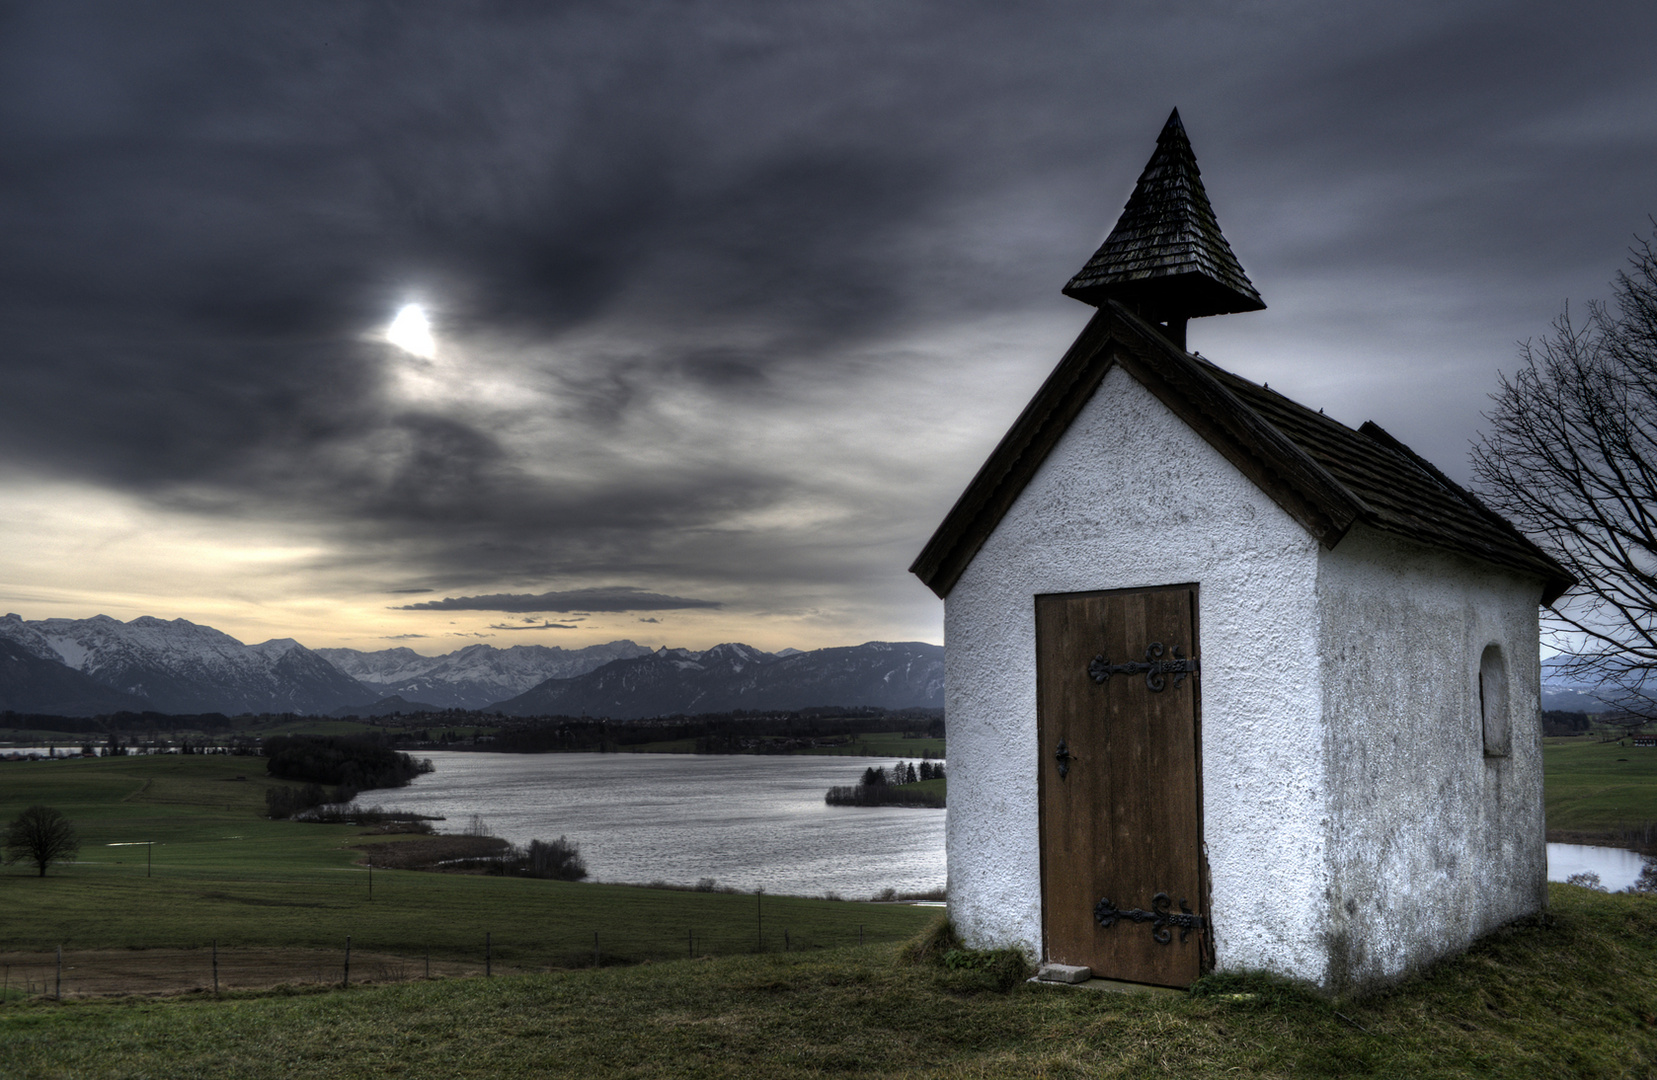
top-left (386, 303), bottom-right (437, 359)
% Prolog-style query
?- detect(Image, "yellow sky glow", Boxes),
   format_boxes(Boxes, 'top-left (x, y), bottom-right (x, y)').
top-left (0, 478), bottom-right (941, 655)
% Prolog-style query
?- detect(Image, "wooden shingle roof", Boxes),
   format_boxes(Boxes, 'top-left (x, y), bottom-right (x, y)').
top-left (1063, 109), bottom-right (1265, 321)
top-left (909, 303), bottom-right (1573, 604)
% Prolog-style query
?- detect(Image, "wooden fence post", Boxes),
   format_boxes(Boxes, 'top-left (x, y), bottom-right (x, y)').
top-left (486, 932), bottom-right (492, 978)
top-left (212, 939), bottom-right (219, 994)
top-left (56, 946), bottom-right (62, 1000)
top-left (344, 935), bottom-right (351, 988)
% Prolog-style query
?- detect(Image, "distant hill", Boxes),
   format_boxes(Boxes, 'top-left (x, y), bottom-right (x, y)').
top-left (0, 637), bottom-right (151, 717)
top-left (317, 641), bottom-right (651, 711)
top-left (491, 641), bottom-right (945, 719)
top-left (1541, 657), bottom-right (1611, 713)
top-left (330, 694), bottom-right (444, 718)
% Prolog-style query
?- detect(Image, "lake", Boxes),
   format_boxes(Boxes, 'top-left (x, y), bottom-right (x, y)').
top-left (1546, 841), bottom-right (1651, 892)
top-left (359, 752), bottom-right (1648, 899)
top-left (358, 751), bottom-right (945, 899)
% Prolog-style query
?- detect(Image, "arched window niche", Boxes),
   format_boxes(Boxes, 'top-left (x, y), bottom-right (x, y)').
top-left (1479, 643), bottom-right (1510, 758)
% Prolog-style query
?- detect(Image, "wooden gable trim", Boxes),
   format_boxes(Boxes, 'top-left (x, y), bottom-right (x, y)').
top-left (911, 302), bottom-right (1368, 599)
top-left (909, 309), bottom-right (1119, 598)
top-left (1104, 304), bottom-right (1367, 549)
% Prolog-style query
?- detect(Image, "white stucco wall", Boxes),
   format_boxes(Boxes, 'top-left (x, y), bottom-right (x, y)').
top-left (944, 364), bottom-right (1331, 980)
top-left (943, 363), bottom-right (1547, 993)
top-left (1315, 525), bottom-right (1546, 992)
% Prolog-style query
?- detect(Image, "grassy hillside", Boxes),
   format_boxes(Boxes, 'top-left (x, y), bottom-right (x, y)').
top-left (3, 886), bottom-right (1655, 1079)
top-left (0, 756), bottom-right (935, 966)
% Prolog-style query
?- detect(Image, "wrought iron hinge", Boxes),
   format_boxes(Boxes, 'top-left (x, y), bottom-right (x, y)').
top-left (1054, 738), bottom-right (1071, 779)
top-left (1094, 892), bottom-right (1204, 945)
top-left (1088, 642), bottom-right (1198, 692)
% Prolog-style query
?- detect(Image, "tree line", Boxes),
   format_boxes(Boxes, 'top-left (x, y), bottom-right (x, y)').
top-left (261, 735), bottom-right (433, 819)
top-left (484, 709), bottom-right (944, 754)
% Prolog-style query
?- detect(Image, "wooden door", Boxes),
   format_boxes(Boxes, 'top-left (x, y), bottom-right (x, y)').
top-left (1036, 585), bottom-right (1207, 987)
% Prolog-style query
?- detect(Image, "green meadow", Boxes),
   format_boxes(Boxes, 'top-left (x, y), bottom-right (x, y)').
top-left (0, 755), bottom-right (934, 966)
top-left (1542, 735), bottom-right (1657, 838)
top-left (2, 886), bottom-right (1655, 1079)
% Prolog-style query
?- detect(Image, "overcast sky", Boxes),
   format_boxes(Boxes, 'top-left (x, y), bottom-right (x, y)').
top-left (3, 1), bottom-right (1655, 654)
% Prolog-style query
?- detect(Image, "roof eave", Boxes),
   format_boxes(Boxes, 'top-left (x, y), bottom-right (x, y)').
top-left (909, 304), bottom-right (1371, 598)
top-left (1354, 421), bottom-right (1577, 605)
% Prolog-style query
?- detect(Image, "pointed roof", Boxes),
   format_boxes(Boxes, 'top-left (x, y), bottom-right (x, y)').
top-left (1062, 109), bottom-right (1265, 320)
top-left (908, 304), bottom-right (1573, 604)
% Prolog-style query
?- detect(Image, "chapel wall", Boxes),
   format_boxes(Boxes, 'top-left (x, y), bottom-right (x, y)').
top-left (944, 363), bottom-right (1329, 978)
top-left (1314, 526), bottom-right (1547, 993)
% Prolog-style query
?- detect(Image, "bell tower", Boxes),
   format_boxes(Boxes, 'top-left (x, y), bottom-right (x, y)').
top-left (1063, 109), bottom-right (1263, 350)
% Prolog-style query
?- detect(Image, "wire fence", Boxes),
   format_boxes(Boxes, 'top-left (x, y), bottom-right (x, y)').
top-left (0, 915), bottom-right (900, 1001)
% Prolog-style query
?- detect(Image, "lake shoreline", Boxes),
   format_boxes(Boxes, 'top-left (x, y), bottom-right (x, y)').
top-left (1547, 828), bottom-right (1657, 855)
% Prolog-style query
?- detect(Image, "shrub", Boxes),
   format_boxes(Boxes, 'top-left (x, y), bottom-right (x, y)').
top-left (899, 914), bottom-right (960, 964)
top-left (469, 835), bottom-right (590, 880)
top-left (524, 836), bottom-right (588, 881)
top-left (265, 783), bottom-right (357, 820)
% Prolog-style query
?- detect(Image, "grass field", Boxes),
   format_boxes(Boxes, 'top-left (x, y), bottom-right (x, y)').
top-left (2, 885), bottom-right (1654, 1079)
top-left (4, 739), bottom-right (1657, 1076)
top-left (0, 756), bottom-right (936, 970)
top-left (1542, 736), bottom-right (1657, 842)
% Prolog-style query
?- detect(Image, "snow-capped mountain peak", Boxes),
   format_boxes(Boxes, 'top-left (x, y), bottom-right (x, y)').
top-left (0, 614), bottom-right (370, 715)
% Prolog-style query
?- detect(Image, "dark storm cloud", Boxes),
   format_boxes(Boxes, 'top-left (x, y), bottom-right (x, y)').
top-left (3, 0), bottom-right (1655, 613)
top-left (0, 3), bottom-right (969, 572)
top-left (400, 587), bottom-right (722, 614)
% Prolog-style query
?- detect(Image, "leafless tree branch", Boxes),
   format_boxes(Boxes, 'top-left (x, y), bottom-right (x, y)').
top-left (1472, 222), bottom-right (1657, 718)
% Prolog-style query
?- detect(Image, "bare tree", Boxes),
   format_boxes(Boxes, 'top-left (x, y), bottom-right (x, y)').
top-left (1472, 224), bottom-right (1657, 719)
top-left (4, 805), bottom-right (81, 877)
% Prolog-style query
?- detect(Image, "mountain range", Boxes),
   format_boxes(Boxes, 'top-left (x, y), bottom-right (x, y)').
top-left (0, 614), bottom-right (367, 716)
top-left (492, 641), bottom-right (945, 719)
top-left (0, 613), bottom-right (945, 719)
top-left (1539, 657), bottom-right (1618, 713)
top-left (315, 641), bottom-right (653, 710)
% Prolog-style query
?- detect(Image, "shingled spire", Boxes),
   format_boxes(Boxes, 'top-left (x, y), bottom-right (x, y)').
top-left (1063, 109), bottom-right (1263, 348)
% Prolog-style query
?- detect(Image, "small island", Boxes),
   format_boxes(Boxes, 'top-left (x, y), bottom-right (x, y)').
top-left (825, 761), bottom-right (945, 808)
